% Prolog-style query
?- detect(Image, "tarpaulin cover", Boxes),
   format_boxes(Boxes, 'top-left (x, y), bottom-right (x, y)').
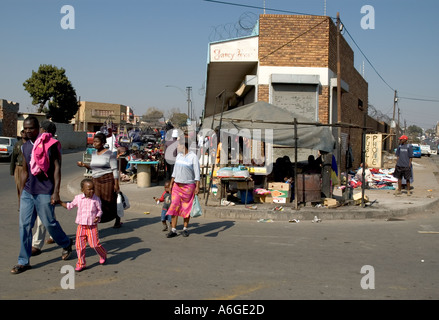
top-left (201, 101), bottom-right (336, 153)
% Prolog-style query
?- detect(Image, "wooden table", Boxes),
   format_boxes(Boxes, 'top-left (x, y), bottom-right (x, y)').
top-left (219, 177), bottom-right (253, 205)
top-left (128, 161), bottom-right (159, 188)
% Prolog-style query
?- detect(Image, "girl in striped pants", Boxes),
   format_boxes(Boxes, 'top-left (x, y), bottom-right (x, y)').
top-left (59, 179), bottom-right (107, 272)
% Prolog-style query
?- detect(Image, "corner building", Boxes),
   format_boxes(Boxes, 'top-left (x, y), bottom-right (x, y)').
top-left (204, 14), bottom-right (368, 168)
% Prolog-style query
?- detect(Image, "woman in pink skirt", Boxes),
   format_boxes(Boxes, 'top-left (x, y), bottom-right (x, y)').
top-left (166, 139), bottom-right (200, 238)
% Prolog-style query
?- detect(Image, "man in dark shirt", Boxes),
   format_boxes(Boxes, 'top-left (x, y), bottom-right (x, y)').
top-left (10, 117), bottom-right (73, 274)
top-left (393, 135), bottom-right (413, 196)
top-left (10, 130), bottom-right (28, 210)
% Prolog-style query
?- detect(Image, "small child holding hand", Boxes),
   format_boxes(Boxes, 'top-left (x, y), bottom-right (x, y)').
top-left (59, 178), bottom-right (107, 272)
top-left (153, 180), bottom-right (172, 231)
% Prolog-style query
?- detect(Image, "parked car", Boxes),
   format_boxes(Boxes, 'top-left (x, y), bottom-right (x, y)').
top-left (412, 145), bottom-right (421, 158)
top-left (421, 144), bottom-right (432, 157)
top-left (0, 136), bottom-right (18, 161)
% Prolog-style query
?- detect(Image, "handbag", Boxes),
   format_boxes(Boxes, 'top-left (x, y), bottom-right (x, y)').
top-left (190, 195), bottom-right (203, 218)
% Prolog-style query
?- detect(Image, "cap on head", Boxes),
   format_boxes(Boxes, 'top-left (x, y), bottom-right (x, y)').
top-left (399, 135), bottom-right (408, 140)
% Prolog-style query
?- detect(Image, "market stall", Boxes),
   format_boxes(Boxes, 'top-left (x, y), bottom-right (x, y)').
top-left (201, 101), bottom-right (338, 208)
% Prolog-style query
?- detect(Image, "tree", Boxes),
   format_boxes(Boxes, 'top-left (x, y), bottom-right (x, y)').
top-left (406, 125), bottom-right (423, 139)
top-left (167, 108), bottom-right (188, 127)
top-left (23, 64), bottom-right (78, 123)
top-left (142, 107), bottom-right (164, 123)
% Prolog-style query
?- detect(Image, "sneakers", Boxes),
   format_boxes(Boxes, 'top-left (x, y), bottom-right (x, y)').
top-left (221, 198), bottom-right (235, 206)
top-left (166, 229), bottom-right (189, 238)
top-left (166, 230), bottom-right (178, 238)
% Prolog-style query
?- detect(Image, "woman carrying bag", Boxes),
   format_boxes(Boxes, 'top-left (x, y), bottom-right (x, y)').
top-left (166, 138), bottom-right (200, 238)
top-left (77, 132), bottom-right (122, 228)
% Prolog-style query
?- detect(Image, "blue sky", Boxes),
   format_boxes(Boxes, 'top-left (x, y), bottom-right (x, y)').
top-left (1, 0), bottom-right (438, 130)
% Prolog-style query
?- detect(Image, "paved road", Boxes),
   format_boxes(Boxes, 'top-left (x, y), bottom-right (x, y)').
top-left (1, 152), bottom-right (438, 303)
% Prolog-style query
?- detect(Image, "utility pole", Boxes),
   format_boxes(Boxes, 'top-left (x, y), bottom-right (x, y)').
top-left (336, 12), bottom-right (342, 181)
top-left (186, 86), bottom-right (192, 125)
top-left (390, 90), bottom-right (398, 150)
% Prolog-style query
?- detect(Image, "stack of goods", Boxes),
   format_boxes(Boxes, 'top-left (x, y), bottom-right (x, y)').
top-left (268, 182), bottom-right (291, 204)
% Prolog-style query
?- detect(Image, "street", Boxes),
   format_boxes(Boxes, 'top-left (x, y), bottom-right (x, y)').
top-left (0, 152), bottom-right (438, 302)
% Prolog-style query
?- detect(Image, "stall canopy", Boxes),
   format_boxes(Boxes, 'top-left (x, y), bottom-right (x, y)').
top-left (201, 101), bottom-right (336, 153)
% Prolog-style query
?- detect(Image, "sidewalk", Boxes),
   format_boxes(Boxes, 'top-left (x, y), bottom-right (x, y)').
top-left (67, 156), bottom-right (439, 221)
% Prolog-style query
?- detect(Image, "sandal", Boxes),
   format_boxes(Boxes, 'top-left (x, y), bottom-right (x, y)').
top-left (61, 239), bottom-right (73, 261)
top-left (10, 264), bottom-right (32, 275)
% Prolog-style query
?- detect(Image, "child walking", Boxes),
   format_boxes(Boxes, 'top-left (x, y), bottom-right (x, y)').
top-left (59, 178), bottom-right (107, 272)
top-left (153, 181), bottom-right (172, 231)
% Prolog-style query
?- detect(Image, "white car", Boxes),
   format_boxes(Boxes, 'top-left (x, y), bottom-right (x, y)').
top-left (0, 136), bottom-right (18, 160)
top-left (420, 144), bottom-right (432, 157)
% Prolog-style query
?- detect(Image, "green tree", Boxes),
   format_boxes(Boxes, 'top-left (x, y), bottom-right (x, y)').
top-left (406, 125), bottom-right (423, 139)
top-left (23, 64), bottom-right (78, 123)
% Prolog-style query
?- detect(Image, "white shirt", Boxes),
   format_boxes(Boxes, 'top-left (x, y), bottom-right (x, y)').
top-left (172, 151), bottom-right (200, 184)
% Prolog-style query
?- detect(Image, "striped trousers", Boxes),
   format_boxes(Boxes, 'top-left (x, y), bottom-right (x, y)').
top-left (76, 224), bottom-right (107, 269)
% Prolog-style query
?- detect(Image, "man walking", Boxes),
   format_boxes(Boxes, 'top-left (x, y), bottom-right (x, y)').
top-left (393, 135), bottom-right (413, 196)
top-left (10, 116), bottom-right (73, 274)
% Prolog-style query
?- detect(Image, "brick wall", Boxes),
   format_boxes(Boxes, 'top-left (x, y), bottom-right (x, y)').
top-left (258, 15), bottom-right (331, 68)
top-left (258, 14), bottom-right (369, 169)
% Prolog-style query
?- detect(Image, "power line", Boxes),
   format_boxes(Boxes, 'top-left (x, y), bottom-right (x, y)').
top-left (340, 22), bottom-right (395, 93)
top-left (203, 0), bottom-right (336, 18)
top-left (399, 96), bottom-right (439, 103)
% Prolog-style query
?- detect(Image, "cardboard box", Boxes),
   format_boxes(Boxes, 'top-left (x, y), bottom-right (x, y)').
top-left (353, 193), bottom-right (369, 205)
top-left (272, 197), bottom-right (287, 203)
top-left (254, 194), bottom-right (273, 203)
top-left (323, 198), bottom-right (338, 207)
top-left (268, 182), bottom-right (291, 202)
top-left (268, 182), bottom-right (291, 192)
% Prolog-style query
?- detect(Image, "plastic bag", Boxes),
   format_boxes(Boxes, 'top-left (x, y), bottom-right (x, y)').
top-left (116, 192), bottom-right (130, 217)
top-left (190, 195), bottom-right (203, 218)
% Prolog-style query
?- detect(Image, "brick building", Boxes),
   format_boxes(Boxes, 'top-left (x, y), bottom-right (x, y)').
top-left (0, 99), bottom-right (20, 137)
top-left (203, 14), bottom-right (369, 168)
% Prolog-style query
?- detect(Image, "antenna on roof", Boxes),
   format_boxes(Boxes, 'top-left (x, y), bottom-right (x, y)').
top-left (324, 0), bottom-right (327, 16)
top-left (263, 0), bottom-right (266, 14)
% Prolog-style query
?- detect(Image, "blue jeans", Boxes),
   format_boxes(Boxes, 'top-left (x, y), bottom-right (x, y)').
top-left (18, 190), bottom-right (70, 266)
top-left (161, 209), bottom-right (171, 222)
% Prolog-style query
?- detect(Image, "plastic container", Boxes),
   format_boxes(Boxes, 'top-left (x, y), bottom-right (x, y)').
top-left (239, 190), bottom-right (254, 204)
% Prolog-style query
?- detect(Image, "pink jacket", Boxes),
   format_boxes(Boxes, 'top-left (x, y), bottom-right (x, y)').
top-left (30, 133), bottom-right (61, 177)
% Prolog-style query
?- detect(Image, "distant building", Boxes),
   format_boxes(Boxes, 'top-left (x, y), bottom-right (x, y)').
top-left (75, 101), bottom-right (138, 133)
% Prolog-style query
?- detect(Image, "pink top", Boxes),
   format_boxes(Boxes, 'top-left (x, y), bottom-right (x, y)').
top-left (66, 194), bottom-right (103, 225)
